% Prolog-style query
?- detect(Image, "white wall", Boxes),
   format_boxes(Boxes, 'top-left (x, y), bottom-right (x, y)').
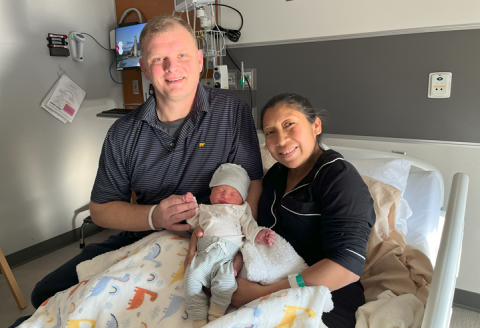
top-left (220, 0), bottom-right (480, 45)
top-left (0, 0), bottom-right (123, 255)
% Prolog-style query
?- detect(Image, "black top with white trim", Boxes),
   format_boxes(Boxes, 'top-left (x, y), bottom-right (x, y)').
top-left (258, 149), bottom-right (375, 277)
top-left (91, 83), bottom-right (263, 208)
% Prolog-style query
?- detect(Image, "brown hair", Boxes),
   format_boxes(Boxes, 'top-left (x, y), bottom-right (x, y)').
top-left (139, 15), bottom-right (197, 55)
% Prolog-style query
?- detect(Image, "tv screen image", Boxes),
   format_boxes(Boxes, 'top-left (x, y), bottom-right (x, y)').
top-left (115, 23), bottom-right (146, 70)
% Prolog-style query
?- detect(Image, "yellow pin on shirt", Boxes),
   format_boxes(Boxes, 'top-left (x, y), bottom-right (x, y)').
top-left (199, 143), bottom-right (205, 148)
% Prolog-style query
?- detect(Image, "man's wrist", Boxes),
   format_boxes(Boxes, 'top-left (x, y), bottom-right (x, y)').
top-left (148, 205), bottom-right (163, 231)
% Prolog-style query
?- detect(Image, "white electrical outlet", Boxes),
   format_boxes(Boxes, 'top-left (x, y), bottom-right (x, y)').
top-left (428, 72), bottom-right (452, 98)
top-left (244, 72), bottom-right (253, 88)
top-left (228, 70), bottom-right (237, 89)
top-left (243, 68), bottom-right (256, 90)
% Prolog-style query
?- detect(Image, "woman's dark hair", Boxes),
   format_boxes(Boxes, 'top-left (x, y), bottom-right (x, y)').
top-left (260, 92), bottom-right (328, 144)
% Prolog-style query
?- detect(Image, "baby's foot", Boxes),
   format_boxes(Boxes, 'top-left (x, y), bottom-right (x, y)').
top-left (181, 192), bottom-right (195, 203)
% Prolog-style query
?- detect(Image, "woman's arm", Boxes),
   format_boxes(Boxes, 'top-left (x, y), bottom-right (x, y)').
top-left (302, 258), bottom-right (359, 289)
top-left (231, 258), bottom-right (359, 308)
top-left (185, 226), bottom-right (203, 267)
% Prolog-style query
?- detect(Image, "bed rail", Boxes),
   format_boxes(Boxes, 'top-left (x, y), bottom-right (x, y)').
top-left (422, 172), bottom-right (469, 328)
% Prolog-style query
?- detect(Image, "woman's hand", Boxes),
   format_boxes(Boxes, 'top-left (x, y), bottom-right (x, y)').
top-left (185, 226), bottom-right (204, 268)
top-left (184, 248), bottom-right (196, 268)
top-left (231, 278), bottom-right (265, 308)
top-left (233, 252), bottom-right (243, 277)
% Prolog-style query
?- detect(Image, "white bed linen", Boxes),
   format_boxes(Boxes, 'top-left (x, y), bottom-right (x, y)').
top-left (347, 158), bottom-right (413, 195)
top-left (403, 171), bottom-right (442, 265)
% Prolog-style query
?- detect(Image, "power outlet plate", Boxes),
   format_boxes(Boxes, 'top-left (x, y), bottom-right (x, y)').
top-left (132, 80), bottom-right (139, 94)
top-left (242, 68), bottom-right (256, 90)
top-left (228, 69), bottom-right (238, 89)
top-left (428, 72), bottom-right (452, 98)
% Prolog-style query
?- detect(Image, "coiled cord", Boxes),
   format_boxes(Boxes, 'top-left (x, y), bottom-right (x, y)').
top-left (211, 4), bottom-right (242, 43)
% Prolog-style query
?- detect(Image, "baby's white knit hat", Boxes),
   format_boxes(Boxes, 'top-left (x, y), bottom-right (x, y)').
top-left (209, 163), bottom-right (251, 201)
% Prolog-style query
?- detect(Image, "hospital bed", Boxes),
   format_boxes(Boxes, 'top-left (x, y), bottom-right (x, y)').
top-left (19, 141), bottom-right (469, 328)
top-left (256, 129), bottom-right (469, 327)
top-left (325, 145), bottom-right (469, 328)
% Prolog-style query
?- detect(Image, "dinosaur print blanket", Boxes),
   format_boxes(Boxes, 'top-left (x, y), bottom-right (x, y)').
top-left (19, 230), bottom-right (333, 328)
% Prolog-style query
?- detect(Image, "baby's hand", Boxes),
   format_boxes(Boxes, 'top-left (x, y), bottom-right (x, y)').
top-left (181, 192), bottom-right (196, 204)
top-left (255, 229), bottom-right (276, 246)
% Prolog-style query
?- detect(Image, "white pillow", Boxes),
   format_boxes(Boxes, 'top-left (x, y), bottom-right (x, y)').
top-left (348, 158), bottom-right (413, 195)
top-left (260, 143), bottom-right (277, 176)
top-left (396, 197), bottom-right (413, 239)
top-left (403, 171), bottom-right (442, 264)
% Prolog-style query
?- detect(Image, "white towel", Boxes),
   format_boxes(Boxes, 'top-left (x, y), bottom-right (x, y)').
top-left (241, 234), bottom-right (308, 285)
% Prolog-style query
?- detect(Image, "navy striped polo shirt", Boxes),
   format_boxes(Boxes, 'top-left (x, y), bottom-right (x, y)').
top-left (91, 83), bottom-right (263, 207)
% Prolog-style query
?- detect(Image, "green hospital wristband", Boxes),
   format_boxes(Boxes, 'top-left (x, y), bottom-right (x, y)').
top-left (296, 274), bottom-right (306, 287)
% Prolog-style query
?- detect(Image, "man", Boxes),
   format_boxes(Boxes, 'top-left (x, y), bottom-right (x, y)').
top-left (10, 15), bottom-right (262, 328)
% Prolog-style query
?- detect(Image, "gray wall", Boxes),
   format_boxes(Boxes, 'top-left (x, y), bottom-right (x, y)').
top-left (225, 29), bottom-right (480, 143)
top-left (0, 0), bottom-right (123, 256)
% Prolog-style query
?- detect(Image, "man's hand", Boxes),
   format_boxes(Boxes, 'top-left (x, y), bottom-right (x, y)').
top-left (254, 229), bottom-right (276, 246)
top-left (185, 226), bottom-right (204, 268)
top-left (152, 192), bottom-right (198, 231)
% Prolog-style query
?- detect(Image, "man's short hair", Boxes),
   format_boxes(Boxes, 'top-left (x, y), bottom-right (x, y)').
top-left (140, 15), bottom-right (197, 56)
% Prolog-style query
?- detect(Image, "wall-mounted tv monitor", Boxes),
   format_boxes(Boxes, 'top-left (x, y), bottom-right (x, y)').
top-left (115, 23), bottom-right (146, 70)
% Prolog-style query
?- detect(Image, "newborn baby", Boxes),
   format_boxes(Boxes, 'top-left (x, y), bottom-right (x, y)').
top-left (183, 163), bottom-right (275, 328)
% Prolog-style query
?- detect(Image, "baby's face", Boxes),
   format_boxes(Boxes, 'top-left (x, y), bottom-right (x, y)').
top-left (210, 185), bottom-right (243, 205)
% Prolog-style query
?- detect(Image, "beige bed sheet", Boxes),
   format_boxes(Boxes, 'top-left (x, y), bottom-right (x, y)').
top-left (361, 176), bottom-right (433, 305)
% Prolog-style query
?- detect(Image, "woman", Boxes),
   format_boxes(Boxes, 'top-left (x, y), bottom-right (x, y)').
top-left (231, 93), bottom-right (375, 327)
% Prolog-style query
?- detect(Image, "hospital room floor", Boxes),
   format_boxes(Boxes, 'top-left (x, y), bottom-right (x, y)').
top-left (1, 229), bottom-right (479, 328)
